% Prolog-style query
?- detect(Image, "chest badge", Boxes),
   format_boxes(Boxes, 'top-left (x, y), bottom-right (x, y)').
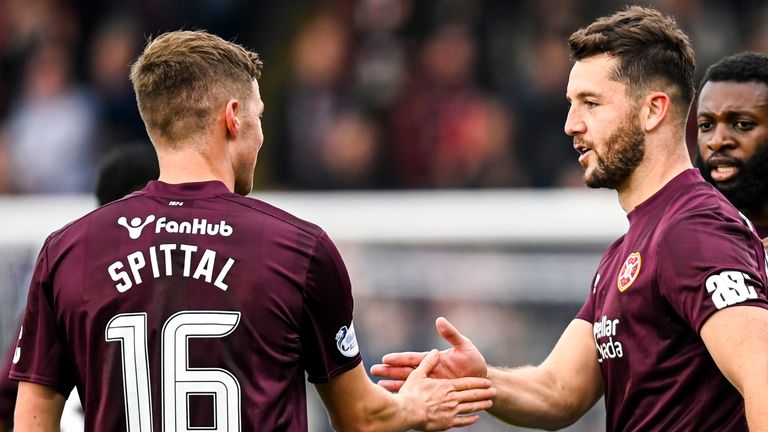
top-left (617, 252), bottom-right (642, 292)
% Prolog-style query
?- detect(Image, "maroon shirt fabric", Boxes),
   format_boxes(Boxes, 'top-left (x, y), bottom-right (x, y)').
top-left (577, 169), bottom-right (768, 431)
top-left (10, 180), bottom-right (362, 431)
top-left (0, 327), bottom-right (18, 425)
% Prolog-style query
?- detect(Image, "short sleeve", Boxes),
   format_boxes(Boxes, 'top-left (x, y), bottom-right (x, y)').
top-left (657, 211), bottom-right (768, 332)
top-left (301, 231), bottom-right (362, 383)
top-left (575, 274), bottom-right (597, 323)
top-left (9, 238), bottom-right (76, 396)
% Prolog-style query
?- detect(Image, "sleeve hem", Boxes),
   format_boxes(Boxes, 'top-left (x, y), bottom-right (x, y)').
top-left (695, 301), bottom-right (768, 333)
top-left (307, 356), bottom-right (363, 384)
top-left (8, 372), bottom-right (71, 397)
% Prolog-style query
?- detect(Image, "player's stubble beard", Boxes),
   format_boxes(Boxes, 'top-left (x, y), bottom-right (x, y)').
top-left (696, 142), bottom-right (768, 214)
top-left (581, 110), bottom-right (646, 190)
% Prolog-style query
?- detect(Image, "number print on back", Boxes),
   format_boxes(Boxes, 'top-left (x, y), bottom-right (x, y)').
top-left (106, 311), bottom-right (242, 431)
top-left (705, 270), bottom-right (758, 309)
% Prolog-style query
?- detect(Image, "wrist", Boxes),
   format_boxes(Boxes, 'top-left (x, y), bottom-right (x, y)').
top-left (397, 391), bottom-right (428, 430)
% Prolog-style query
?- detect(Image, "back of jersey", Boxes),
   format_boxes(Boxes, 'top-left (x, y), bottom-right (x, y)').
top-left (11, 180), bottom-right (361, 431)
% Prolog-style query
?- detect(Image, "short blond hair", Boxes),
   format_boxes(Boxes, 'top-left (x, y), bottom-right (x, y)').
top-left (130, 30), bottom-right (263, 145)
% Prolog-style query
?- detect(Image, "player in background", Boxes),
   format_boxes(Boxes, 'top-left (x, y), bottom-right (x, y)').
top-left (372, 6), bottom-right (768, 431)
top-left (0, 144), bottom-right (160, 431)
top-left (10, 30), bottom-right (495, 431)
top-left (696, 52), bottom-right (768, 244)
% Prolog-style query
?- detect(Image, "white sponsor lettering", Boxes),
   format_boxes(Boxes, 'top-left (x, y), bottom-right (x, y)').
top-left (108, 244), bottom-right (236, 292)
top-left (593, 315), bottom-right (624, 363)
top-left (118, 215), bottom-right (233, 240)
top-left (705, 270), bottom-right (758, 309)
top-left (155, 217), bottom-right (233, 237)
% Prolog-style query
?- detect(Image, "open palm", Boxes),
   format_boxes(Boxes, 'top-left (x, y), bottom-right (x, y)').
top-left (371, 317), bottom-right (488, 391)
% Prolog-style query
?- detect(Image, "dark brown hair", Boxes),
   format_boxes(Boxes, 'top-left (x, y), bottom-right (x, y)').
top-left (569, 6), bottom-right (695, 119)
top-left (130, 30), bottom-right (263, 144)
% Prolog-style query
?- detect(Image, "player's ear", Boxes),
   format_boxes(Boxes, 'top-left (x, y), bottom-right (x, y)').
top-left (225, 99), bottom-right (241, 138)
top-left (641, 92), bottom-right (670, 132)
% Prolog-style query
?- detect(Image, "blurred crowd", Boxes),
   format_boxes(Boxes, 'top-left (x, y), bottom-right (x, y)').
top-left (1, 0), bottom-right (767, 194)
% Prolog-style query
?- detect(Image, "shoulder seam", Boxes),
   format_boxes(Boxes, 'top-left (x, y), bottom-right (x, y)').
top-left (217, 194), bottom-right (323, 238)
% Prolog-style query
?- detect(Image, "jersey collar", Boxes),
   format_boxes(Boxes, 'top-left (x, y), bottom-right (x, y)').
top-left (142, 180), bottom-right (233, 198)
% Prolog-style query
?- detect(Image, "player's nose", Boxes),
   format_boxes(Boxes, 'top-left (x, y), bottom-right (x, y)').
top-left (706, 123), bottom-right (736, 153)
top-left (564, 106), bottom-right (585, 137)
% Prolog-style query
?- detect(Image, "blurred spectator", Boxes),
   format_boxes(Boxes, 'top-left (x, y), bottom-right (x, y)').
top-left (88, 18), bottom-right (147, 153)
top-left (0, 0), bottom-right (766, 193)
top-left (0, 0), bottom-right (79, 120)
top-left (507, 32), bottom-right (575, 187)
top-left (3, 40), bottom-right (97, 193)
top-left (390, 23), bottom-right (524, 188)
top-left (320, 110), bottom-right (384, 188)
top-left (352, 0), bottom-right (410, 110)
top-left (276, 12), bottom-right (356, 189)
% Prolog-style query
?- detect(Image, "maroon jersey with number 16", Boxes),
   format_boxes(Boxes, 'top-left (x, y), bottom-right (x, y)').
top-left (10, 180), bottom-right (362, 431)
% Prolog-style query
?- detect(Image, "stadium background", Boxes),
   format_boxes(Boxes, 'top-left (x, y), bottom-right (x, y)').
top-left (0, 0), bottom-right (765, 430)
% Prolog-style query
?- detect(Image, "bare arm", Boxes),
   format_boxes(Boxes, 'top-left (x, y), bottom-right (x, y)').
top-left (484, 319), bottom-right (603, 429)
top-left (316, 351), bottom-right (495, 432)
top-left (14, 381), bottom-right (65, 431)
top-left (371, 317), bottom-right (603, 430)
top-left (701, 306), bottom-right (768, 431)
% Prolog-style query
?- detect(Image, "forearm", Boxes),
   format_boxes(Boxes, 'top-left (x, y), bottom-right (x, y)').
top-left (744, 384), bottom-right (768, 431)
top-left (318, 364), bottom-right (425, 432)
top-left (744, 397), bottom-right (768, 432)
top-left (486, 365), bottom-right (589, 430)
top-left (329, 385), bottom-right (422, 432)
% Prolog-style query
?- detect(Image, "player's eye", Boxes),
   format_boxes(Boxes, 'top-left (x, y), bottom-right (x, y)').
top-left (735, 120), bottom-right (755, 131)
top-left (697, 121), bottom-right (713, 132)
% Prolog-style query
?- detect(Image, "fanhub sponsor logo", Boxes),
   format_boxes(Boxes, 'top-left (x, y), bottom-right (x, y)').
top-left (593, 315), bottom-right (623, 363)
top-left (118, 215), bottom-right (234, 239)
top-left (155, 217), bottom-right (233, 237)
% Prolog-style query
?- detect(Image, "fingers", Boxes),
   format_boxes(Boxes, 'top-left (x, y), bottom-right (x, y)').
top-left (370, 364), bottom-right (415, 380)
top-left (452, 385), bottom-right (496, 403)
top-left (450, 377), bottom-right (493, 392)
top-left (456, 399), bottom-right (494, 415)
top-left (412, 349), bottom-right (440, 378)
top-left (444, 415), bottom-right (480, 429)
top-left (376, 379), bottom-right (405, 392)
top-left (380, 351), bottom-right (429, 366)
top-left (435, 317), bottom-right (471, 349)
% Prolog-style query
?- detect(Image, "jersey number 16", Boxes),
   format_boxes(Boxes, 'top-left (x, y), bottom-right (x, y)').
top-left (106, 311), bottom-right (242, 431)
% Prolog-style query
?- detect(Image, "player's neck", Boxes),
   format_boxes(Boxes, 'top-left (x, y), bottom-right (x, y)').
top-left (616, 141), bottom-right (692, 214)
top-left (157, 147), bottom-right (236, 192)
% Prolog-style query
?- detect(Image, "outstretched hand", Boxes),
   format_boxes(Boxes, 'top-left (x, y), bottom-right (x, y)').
top-left (371, 317), bottom-right (488, 392)
top-left (399, 348), bottom-right (495, 430)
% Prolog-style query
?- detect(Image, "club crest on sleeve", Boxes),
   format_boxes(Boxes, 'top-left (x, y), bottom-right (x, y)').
top-left (617, 252), bottom-right (642, 292)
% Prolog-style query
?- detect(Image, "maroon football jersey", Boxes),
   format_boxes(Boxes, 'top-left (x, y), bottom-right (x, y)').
top-left (577, 169), bottom-right (768, 431)
top-left (10, 180), bottom-right (362, 431)
top-left (0, 328), bottom-right (18, 424)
